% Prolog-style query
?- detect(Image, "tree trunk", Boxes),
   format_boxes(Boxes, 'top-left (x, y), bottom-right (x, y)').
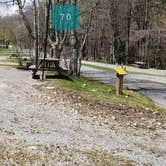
top-left (125, 0), bottom-right (131, 65)
top-left (34, 0), bottom-right (39, 69)
top-left (70, 31), bottom-right (78, 76)
top-left (69, 0), bottom-right (78, 76)
top-left (42, 0), bottom-right (51, 80)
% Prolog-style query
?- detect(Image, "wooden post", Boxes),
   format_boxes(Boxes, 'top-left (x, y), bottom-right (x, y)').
top-left (114, 67), bottom-right (127, 95)
top-left (115, 73), bottom-right (124, 95)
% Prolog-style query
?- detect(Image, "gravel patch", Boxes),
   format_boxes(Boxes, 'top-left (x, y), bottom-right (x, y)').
top-left (0, 67), bottom-right (165, 165)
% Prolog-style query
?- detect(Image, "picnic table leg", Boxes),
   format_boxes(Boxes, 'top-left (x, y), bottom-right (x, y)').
top-left (53, 62), bottom-right (61, 75)
top-left (41, 61), bottom-right (46, 79)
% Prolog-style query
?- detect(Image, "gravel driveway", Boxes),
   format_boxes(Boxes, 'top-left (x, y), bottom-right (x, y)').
top-left (0, 66), bottom-right (166, 165)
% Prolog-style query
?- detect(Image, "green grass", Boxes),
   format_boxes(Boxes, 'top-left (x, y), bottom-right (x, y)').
top-left (0, 56), bottom-right (18, 64)
top-left (0, 48), bottom-right (31, 65)
top-left (0, 64), bottom-right (17, 67)
top-left (128, 71), bottom-right (166, 77)
top-left (3, 58), bottom-right (18, 63)
top-left (83, 64), bottom-right (115, 73)
top-left (48, 75), bottom-right (165, 113)
top-left (0, 48), bottom-right (15, 56)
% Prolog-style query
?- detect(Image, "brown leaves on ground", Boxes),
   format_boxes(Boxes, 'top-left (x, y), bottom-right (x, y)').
top-left (0, 140), bottom-right (136, 166)
top-left (33, 82), bottom-right (166, 131)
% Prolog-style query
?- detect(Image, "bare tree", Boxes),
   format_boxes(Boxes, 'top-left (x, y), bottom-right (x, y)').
top-left (42, 0), bottom-right (51, 80)
top-left (77, 0), bottom-right (100, 76)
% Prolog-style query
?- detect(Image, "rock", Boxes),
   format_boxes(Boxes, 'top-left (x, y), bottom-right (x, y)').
top-left (148, 125), bottom-right (156, 130)
top-left (145, 107), bottom-right (151, 111)
top-left (112, 116), bottom-right (116, 120)
top-left (157, 122), bottom-right (162, 126)
top-left (104, 120), bottom-right (109, 124)
top-left (28, 146), bottom-right (37, 150)
top-left (82, 84), bottom-right (87, 87)
top-left (47, 96), bottom-right (51, 100)
top-left (133, 123), bottom-right (137, 127)
top-left (46, 86), bottom-right (55, 90)
top-left (162, 124), bottom-right (166, 130)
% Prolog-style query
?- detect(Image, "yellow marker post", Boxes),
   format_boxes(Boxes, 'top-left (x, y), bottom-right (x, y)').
top-left (114, 67), bottom-right (127, 95)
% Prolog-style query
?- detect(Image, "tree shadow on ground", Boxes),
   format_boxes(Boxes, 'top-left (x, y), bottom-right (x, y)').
top-left (46, 74), bottom-right (73, 81)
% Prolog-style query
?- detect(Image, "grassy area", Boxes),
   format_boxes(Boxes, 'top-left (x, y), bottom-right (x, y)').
top-left (0, 56), bottom-right (18, 65)
top-left (83, 63), bottom-right (166, 77)
top-left (2, 57), bottom-right (18, 63)
top-left (0, 48), bottom-right (31, 66)
top-left (0, 48), bottom-right (15, 56)
top-left (48, 75), bottom-right (165, 113)
top-left (83, 64), bottom-right (115, 73)
top-left (0, 64), bottom-right (17, 67)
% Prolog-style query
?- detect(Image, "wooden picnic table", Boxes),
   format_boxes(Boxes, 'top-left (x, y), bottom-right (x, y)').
top-left (30, 58), bottom-right (62, 76)
top-left (39, 58), bottom-right (61, 70)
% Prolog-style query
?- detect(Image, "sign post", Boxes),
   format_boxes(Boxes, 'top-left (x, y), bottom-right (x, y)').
top-left (114, 68), bottom-right (127, 95)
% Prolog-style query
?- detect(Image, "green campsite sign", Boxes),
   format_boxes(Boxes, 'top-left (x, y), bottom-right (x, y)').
top-left (51, 5), bottom-right (80, 31)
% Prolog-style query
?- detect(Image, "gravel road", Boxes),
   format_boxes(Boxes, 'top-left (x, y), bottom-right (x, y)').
top-left (0, 66), bottom-right (166, 165)
top-left (81, 62), bottom-right (166, 108)
top-left (82, 61), bottom-right (166, 77)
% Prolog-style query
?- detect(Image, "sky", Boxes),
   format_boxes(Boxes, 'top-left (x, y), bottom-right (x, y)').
top-left (0, 0), bottom-right (31, 17)
top-left (0, 4), bottom-right (17, 16)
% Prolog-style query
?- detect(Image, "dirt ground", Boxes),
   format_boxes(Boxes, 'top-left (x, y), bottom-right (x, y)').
top-left (0, 66), bottom-right (166, 166)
